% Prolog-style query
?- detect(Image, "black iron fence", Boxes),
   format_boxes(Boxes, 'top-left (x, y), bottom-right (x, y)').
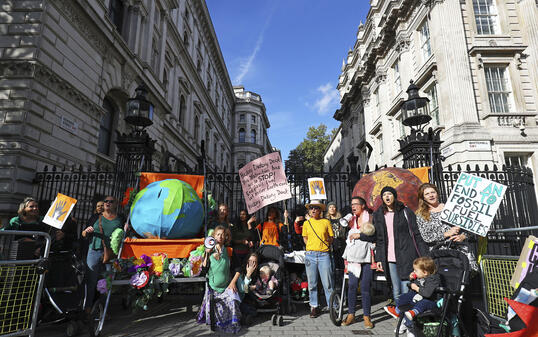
top-left (33, 163), bottom-right (537, 255)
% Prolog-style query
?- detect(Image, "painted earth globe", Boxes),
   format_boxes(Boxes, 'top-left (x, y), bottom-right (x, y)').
top-left (352, 167), bottom-right (423, 212)
top-left (130, 179), bottom-right (204, 239)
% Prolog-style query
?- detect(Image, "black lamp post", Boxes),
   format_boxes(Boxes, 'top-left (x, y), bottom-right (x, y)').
top-left (125, 84), bottom-right (154, 128)
top-left (398, 80), bottom-right (442, 176)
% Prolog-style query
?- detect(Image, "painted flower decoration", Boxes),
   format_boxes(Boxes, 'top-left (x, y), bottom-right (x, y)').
top-left (97, 278), bottom-right (108, 294)
top-left (169, 260), bottom-right (182, 277)
top-left (190, 255), bottom-right (203, 277)
top-left (133, 254), bottom-right (153, 271)
top-left (130, 270), bottom-right (150, 289)
top-left (150, 253), bottom-right (166, 276)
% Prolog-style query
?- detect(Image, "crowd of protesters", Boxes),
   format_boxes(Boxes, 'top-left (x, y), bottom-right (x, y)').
top-left (2, 182), bottom-right (484, 335)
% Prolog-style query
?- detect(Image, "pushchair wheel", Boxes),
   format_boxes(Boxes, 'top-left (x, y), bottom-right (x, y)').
top-left (271, 314), bottom-right (277, 326)
top-left (329, 292), bottom-right (343, 326)
top-left (66, 321), bottom-right (78, 337)
top-left (278, 315), bottom-right (284, 326)
top-left (89, 300), bottom-right (104, 337)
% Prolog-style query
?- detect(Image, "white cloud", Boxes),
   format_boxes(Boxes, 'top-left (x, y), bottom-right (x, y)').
top-left (312, 82), bottom-right (340, 115)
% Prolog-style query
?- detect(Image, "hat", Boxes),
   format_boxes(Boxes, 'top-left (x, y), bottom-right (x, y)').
top-left (305, 199), bottom-right (326, 211)
top-left (380, 186), bottom-right (398, 199)
top-left (327, 201), bottom-right (336, 208)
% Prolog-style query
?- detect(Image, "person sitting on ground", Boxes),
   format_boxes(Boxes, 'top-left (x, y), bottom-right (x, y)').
top-left (384, 256), bottom-right (441, 329)
top-left (250, 265), bottom-right (278, 296)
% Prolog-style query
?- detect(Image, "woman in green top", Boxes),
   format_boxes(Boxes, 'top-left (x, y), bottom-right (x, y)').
top-left (197, 225), bottom-right (242, 333)
top-left (81, 196), bottom-right (122, 311)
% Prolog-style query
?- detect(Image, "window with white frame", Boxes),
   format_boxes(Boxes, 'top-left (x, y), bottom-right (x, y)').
top-left (504, 153), bottom-right (530, 168)
top-left (393, 58), bottom-right (401, 94)
top-left (485, 65), bottom-right (512, 113)
top-left (473, 0), bottom-right (499, 35)
top-left (425, 84), bottom-right (440, 126)
top-left (419, 21), bottom-right (431, 61)
top-left (377, 134), bottom-right (384, 157)
top-left (239, 114), bottom-right (245, 123)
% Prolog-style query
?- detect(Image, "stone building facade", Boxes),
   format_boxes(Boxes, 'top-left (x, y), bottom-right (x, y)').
top-left (325, 0), bottom-right (538, 174)
top-left (0, 0), bottom-right (272, 221)
top-left (232, 86), bottom-right (272, 171)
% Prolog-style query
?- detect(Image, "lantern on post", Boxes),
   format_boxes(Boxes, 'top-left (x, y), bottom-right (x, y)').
top-left (401, 80), bottom-right (430, 130)
top-left (125, 84), bottom-right (154, 128)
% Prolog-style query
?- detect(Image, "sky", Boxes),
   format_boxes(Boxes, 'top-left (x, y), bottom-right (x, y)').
top-left (205, 1), bottom-right (371, 161)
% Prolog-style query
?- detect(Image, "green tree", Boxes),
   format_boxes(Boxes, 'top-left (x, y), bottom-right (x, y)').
top-left (285, 124), bottom-right (334, 172)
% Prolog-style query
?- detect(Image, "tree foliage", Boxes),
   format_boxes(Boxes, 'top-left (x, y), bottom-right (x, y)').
top-left (285, 124), bottom-right (335, 172)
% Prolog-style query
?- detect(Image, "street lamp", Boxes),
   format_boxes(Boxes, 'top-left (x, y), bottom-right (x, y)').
top-left (126, 84), bottom-right (154, 128)
top-left (401, 80), bottom-right (430, 130)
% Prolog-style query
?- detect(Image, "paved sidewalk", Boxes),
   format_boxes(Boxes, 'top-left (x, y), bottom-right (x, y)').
top-left (37, 294), bottom-right (399, 337)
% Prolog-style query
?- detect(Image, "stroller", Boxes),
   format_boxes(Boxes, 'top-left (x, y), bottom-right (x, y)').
top-left (394, 245), bottom-right (471, 337)
top-left (245, 245), bottom-right (288, 326)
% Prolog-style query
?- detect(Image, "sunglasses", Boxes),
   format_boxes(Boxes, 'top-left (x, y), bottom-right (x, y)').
top-left (309, 206), bottom-right (321, 210)
top-left (104, 199), bottom-right (115, 204)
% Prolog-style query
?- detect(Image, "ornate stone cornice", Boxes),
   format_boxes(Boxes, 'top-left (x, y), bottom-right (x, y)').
top-left (0, 60), bottom-right (102, 115)
top-left (51, 0), bottom-right (108, 55)
top-left (396, 34), bottom-right (411, 53)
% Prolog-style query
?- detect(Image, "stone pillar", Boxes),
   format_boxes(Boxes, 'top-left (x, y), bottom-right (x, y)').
top-left (143, 0), bottom-right (155, 63)
top-left (429, 0), bottom-right (479, 126)
top-left (158, 13), bottom-right (168, 81)
top-left (517, 0), bottom-right (538, 103)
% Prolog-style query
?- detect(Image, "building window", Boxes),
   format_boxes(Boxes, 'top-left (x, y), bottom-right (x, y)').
top-left (194, 115), bottom-right (199, 142)
top-left (98, 98), bottom-right (115, 155)
top-left (425, 84), bottom-right (440, 126)
top-left (473, 0), bottom-right (499, 35)
top-left (205, 131), bottom-right (210, 155)
top-left (485, 65), bottom-right (512, 113)
top-left (179, 95), bottom-right (186, 124)
top-left (239, 114), bottom-right (245, 123)
top-left (251, 115), bottom-right (256, 123)
top-left (213, 142), bottom-right (217, 161)
top-left (377, 134), bottom-right (384, 157)
top-left (420, 21), bottom-right (431, 61)
top-left (183, 29), bottom-right (189, 47)
top-left (239, 128), bottom-right (245, 143)
top-left (250, 129), bottom-right (256, 143)
top-left (108, 0), bottom-right (124, 33)
top-left (505, 153), bottom-right (530, 168)
top-left (393, 58), bottom-right (401, 93)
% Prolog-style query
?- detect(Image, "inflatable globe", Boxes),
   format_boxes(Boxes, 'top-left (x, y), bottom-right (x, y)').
top-left (130, 179), bottom-right (204, 239)
top-left (352, 167), bottom-right (423, 212)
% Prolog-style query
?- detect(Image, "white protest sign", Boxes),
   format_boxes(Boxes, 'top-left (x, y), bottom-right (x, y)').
top-left (440, 172), bottom-right (506, 237)
top-left (239, 152), bottom-right (291, 214)
top-left (43, 193), bottom-right (77, 229)
top-left (307, 177), bottom-right (327, 200)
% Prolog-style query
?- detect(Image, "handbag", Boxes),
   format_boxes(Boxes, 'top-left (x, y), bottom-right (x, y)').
top-left (403, 208), bottom-right (422, 257)
top-left (98, 215), bottom-right (116, 263)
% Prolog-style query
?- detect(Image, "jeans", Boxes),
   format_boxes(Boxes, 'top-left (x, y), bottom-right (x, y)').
top-left (85, 248), bottom-right (110, 310)
top-left (347, 263), bottom-right (372, 316)
top-left (388, 263), bottom-right (410, 302)
top-left (396, 290), bottom-right (436, 327)
top-left (305, 251), bottom-right (334, 308)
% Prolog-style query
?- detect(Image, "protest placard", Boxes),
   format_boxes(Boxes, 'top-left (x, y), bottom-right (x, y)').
top-left (439, 172), bottom-right (506, 237)
top-left (43, 193), bottom-right (77, 229)
top-left (239, 152), bottom-right (291, 214)
top-left (510, 235), bottom-right (538, 289)
top-left (307, 177), bottom-right (327, 200)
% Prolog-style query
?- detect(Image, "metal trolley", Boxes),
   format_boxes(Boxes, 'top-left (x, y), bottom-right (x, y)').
top-left (0, 230), bottom-right (51, 337)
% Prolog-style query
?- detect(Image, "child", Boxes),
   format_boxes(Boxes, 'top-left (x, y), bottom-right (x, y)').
top-left (251, 265), bottom-right (278, 296)
top-left (342, 222), bottom-right (375, 278)
top-left (384, 256), bottom-right (440, 327)
top-left (255, 207), bottom-right (284, 247)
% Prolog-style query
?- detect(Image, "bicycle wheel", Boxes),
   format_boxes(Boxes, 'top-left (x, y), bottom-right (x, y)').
top-left (329, 292), bottom-right (343, 326)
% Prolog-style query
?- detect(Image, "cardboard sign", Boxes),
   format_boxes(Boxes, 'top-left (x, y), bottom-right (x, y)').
top-left (440, 172), bottom-right (506, 237)
top-left (238, 152), bottom-right (291, 214)
top-left (511, 235), bottom-right (538, 289)
top-left (307, 177), bottom-right (326, 200)
top-left (43, 193), bottom-right (77, 229)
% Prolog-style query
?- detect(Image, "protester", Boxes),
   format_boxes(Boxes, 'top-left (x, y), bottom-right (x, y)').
top-left (302, 200), bottom-right (334, 318)
top-left (81, 196), bottom-right (122, 312)
top-left (208, 204), bottom-right (232, 230)
top-left (384, 257), bottom-right (440, 330)
top-left (293, 204), bottom-right (307, 235)
top-left (230, 209), bottom-right (256, 269)
top-left (197, 225), bottom-right (242, 333)
top-left (373, 186), bottom-right (427, 311)
top-left (236, 252), bottom-right (259, 326)
top-left (341, 196), bottom-right (376, 328)
top-left (415, 183), bottom-right (478, 272)
top-left (86, 200), bottom-right (105, 231)
top-left (325, 201), bottom-right (346, 270)
top-left (255, 206), bottom-right (285, 247)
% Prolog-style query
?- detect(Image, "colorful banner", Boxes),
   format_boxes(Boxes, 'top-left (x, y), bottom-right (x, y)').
top-left (511, 235), bottom-right (538, 289)
top-left (307, 177), bottom-right (327, 200)
top-left (43, 193), bottom-right (77, 229)
top-left (440, 172), bottom-right (506, 237)
top-left (238, 152), bottom-right (291, 214)
top-left (409, 167), bottom-right (429, 183)
top-left (140, 173), bottom-right (204, 199)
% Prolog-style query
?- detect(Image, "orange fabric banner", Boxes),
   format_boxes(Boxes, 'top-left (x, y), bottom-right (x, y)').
top-left (120, 238), bottom-right (232, 259)
top-left (139, 173), bottom-right (204, 199)
top-left (409, 167), bottom-right (430, 183)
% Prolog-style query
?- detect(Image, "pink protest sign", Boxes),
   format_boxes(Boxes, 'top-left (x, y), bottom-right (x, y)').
top-left (239, 152), bottom-right (291, 214)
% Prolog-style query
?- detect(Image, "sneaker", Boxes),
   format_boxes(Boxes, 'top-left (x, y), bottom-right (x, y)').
top-left (384, 305), bottom-right (399, 319)
top-left (394, 324), bottom-right (407, 334)
top-left (405, 310), bottom-right (417, 321)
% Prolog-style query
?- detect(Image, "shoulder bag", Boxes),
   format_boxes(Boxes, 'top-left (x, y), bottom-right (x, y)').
top-left (403, 208), bottom-right (421, 257)
top-left (99, 215), bottom-right (116, 263)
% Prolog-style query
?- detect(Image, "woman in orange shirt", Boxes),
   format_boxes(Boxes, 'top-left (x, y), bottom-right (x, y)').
top-left (255, 206), bottom-right (287, 247)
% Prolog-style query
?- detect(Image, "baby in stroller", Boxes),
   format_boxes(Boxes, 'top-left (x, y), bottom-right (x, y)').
top-left (251, 265), bottom-right (279, 296)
